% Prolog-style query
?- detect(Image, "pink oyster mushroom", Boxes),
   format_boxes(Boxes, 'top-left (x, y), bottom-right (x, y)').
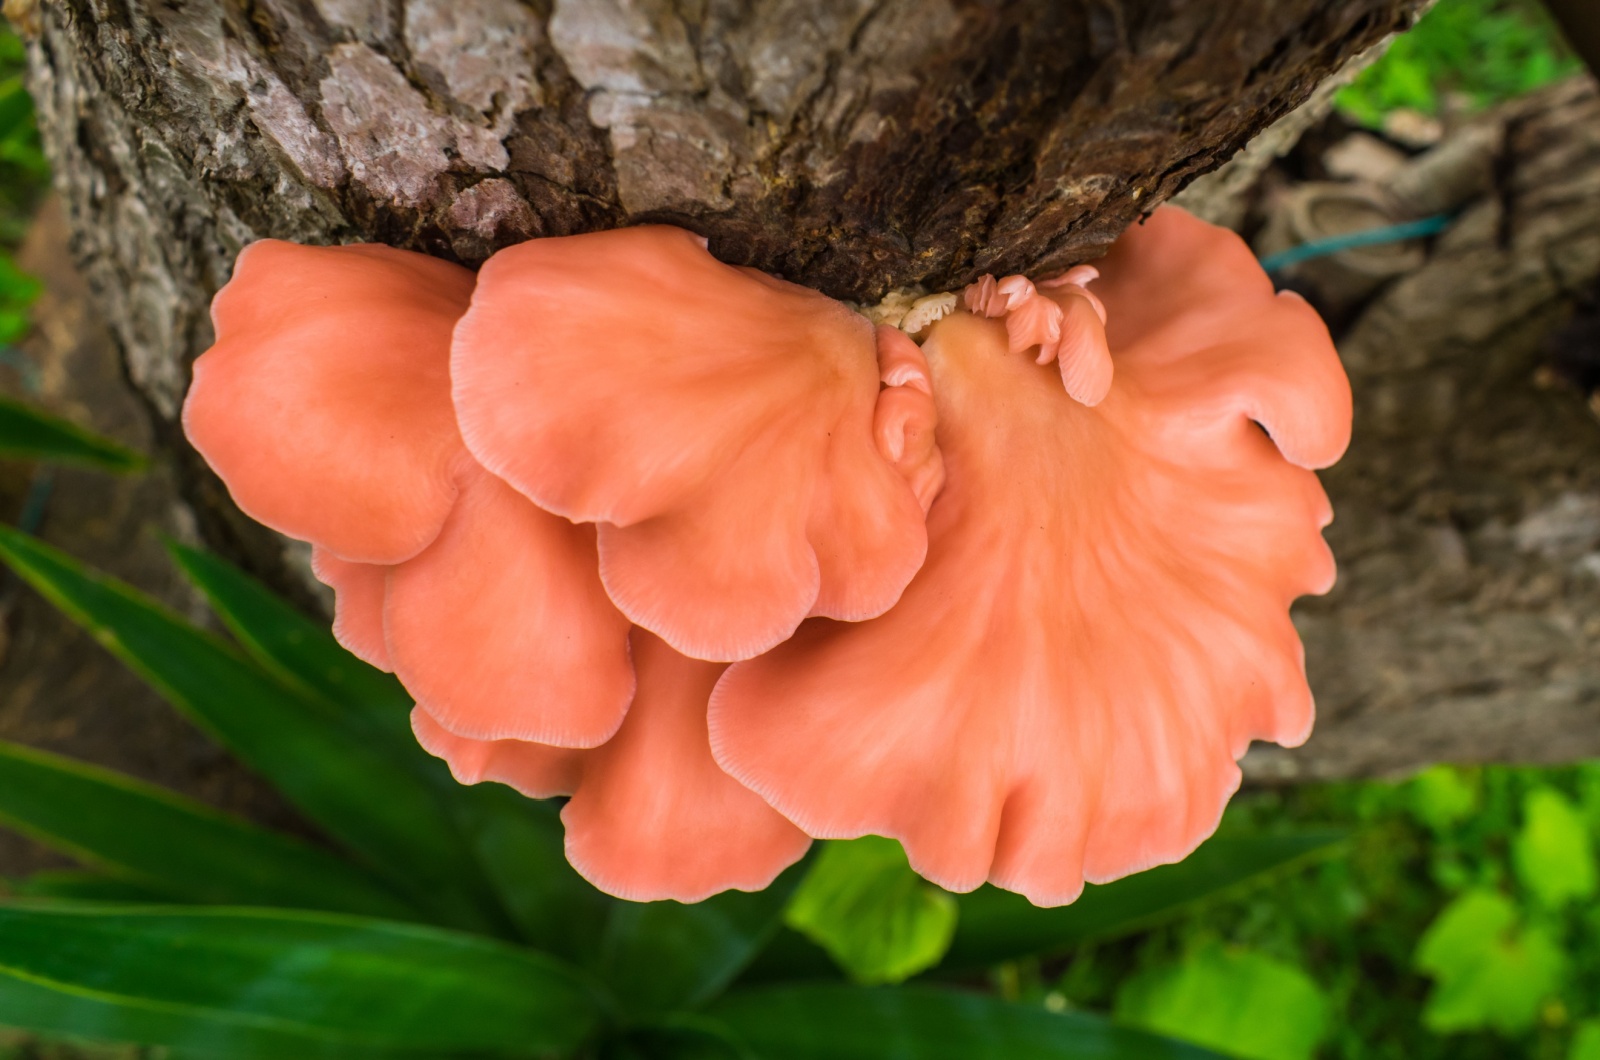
top-left (185, 205), bottom-right (1349, 907)
top-left (452, 226), bottom-right (939, 662)
top-left (710, 207), bottom-right (1352, 906)
top-left (182, 232), bottom-right (936, 901)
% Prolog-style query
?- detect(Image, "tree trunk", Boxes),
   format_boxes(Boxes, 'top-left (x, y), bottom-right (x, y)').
top-left (1244, 76), bottom-right (1600, 782)
top-left (11, 0), bottom-right (1422, 587)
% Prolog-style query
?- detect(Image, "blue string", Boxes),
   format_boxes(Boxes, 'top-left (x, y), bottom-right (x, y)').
top-left (1259, 213), bottom-right (1454, 274)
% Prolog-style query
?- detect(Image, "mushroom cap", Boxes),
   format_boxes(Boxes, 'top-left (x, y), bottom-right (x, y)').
top-left (413, 629), bottom-right (811, 903)
top-left (451, 225), bottom-right (933, 662)
top-left (184, 240), bottom-right (473, 565)
top-left (310, 547), bottom-right (392, 671)
top-left (188, 238), bottom-right (635, 750)
top-left (385, 460), bottom-right (635, 748)
top-left (709, 206), bottom-right (1351, 907)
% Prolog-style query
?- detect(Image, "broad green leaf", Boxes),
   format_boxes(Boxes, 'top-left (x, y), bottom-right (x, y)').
top-left (0, 527), bottom-right (505, 934)
top-left (0, 903), bottom-right (604, 1057)
top-left (598, 862), bottom-right (808, 1016)
top-left (1406, 766), bottom-right (1479, 832)
top-left (784, 836), bottom-right (957, 985)
top-left (1415, 889), bottom-right (1565, 1035)
top-left (170, 543), bottom-right (610, 955)
top-left (1113, 944), bottom-right (1327, 1060)
top-left (0, 394), bottom-right (143, 472)
top-left (0, 738), bottom-right (412, 918)
top-left (1571, 1019), bottom-right (1600, 1060)
top-left (938, 832), bottom-right (1344, 972)
top-left (708, 984), bottom-right (1226, 1059)
top-left (1512, 787), bottom-right (1597, 908)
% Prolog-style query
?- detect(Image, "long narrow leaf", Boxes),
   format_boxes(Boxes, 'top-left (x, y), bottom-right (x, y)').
top-left (597, 862), bottom-right (808, 1016)
top-left (0, 903), bottom-right (604, 1058)
top-left (0, 394), bottom-right (143, 472)
top-left (13, 871), bottom-right (169, 903)
top-left (940, 832), bottom-right (1346, 972)
top-left (167, 543), bottom-right (411, 739)
top-left (708, 984), bottom-right (1225, 1059)
top-left (0, 739), bottom-right (413, 918)
top-left (170, 543), bottom-right (610, 955)
top-left (0, 527), bottom-right (505, 934)
top-left (452, 783), bottom-right (611, 962)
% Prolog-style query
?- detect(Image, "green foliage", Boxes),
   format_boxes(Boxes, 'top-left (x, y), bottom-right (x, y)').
top-left (709, 984), bottom-right (1224, 1060)
top-left (0, 739), bottom-right (411, 916)
top-left (1408, 765), bottom-right (1480, 833)
top-left (1414, 889), bottom-right (1565, 1036)
top-left (1570, 1021), bottom-right (1600, 1060)
top-left (0, 904), bottom-right (603, 1057)
top-left (0, 526), bottom-right (511, 935)
top-left (943, 832), bottom-right (1345, 973)
top-left (0, 532), bottom-right (1292, 1058)
top-left (1512, 788), bottom-right (1597, 909)
top-left (1044, 763), bottom-right (1600, 1060)
top-left (1336, 0), bottom-right (1580, 127)
top-left (785, 836), bottom-right (958, 985)
top-left (1114, 944), bottom-right (1328, 1060)
top-left (0, 395), bottom-right (144, 471)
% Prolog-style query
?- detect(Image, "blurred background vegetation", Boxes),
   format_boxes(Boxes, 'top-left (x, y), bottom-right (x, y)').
top-left (0, 1), bottom-right (1595, 1058)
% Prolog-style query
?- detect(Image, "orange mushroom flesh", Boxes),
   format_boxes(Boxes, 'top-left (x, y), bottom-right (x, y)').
top-left (709, 207), bottom-right (1352, 906)
top-left (451, 226), bottom-right (935, 662)
top-left (310, 547), bottom-right (392, 671)
top-left (413, 629), bottom-right (812, 903)
top-left (184, 241), bottom-right (472, 565)
top-left (184, 240), bottom-right (635, 751)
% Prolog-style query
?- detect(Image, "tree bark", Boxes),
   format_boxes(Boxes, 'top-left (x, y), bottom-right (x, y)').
top-left (1248, 76), bottom-right (1600, 783)
top-left (13, 0), bottom-right (1423, 587)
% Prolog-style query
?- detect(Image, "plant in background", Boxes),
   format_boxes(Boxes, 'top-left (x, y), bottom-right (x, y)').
top-left (1336, 0), bottom-right (1581, 128)
top-left (1045, 763), bottom-right (1600, 1060)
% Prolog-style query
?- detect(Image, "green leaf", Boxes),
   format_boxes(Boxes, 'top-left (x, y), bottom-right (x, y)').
top-left (451, 782), bottom-right (611, 963)
top-left (0, 738), bottom-right (413, 918)
top-left (1570, 1019), bottom-right (1600, 1060)
top-left (12, 870), bottom-right (169, 903)
top-left (167, 543), bottom-right (411, 739)
top-left (0, 77), bottom-right (33, 142)
top-left (0, 395), bottom-right (143, 472)
top-left (169, 543), bottom-right (609, 955)
top-left (938, 832), bottom-right (1344, 972)
top-left (0, 903), bottom-right (604, 1057)
top-left (1406, 766), bottom-right (1479, 832)
top-left (1113, 944), bottom-right (1327, 1060)
top-left (597, 862), bottom-right (808, 1016)
top-left (0, 526), bottom-right (505, 935)
top-left (784, 836), bottom-right (957, 985)
top-left (708, 984), bottom-right (1226, 1059)
top-left (1512, 787), bottom-right (1597, 909)
top-left (1415, 888), bottom-right (1565, 1035)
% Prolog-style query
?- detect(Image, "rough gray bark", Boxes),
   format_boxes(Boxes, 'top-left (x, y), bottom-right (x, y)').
top-left (15, 0), bottom-right (1419, 413)
top-left (1246, 76), bottom-right (1600, 782)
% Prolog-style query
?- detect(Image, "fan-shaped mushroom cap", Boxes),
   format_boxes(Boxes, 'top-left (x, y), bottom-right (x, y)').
top-left (710, 207), bottom-right (1352, 907)
top-left (310, 547), bottom-right (392, 671)
top-left (413, 629), bottom-right (811, 902)
top-left (451, 225), bottom-right (934, 662)
top-left (385, 460), bottom-right (635, 748)
top-left (184, 241), bottom-right (472, 565)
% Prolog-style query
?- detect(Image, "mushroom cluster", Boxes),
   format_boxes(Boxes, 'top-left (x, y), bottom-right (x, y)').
top-left (184, 206), bottom-right (1351, 906)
